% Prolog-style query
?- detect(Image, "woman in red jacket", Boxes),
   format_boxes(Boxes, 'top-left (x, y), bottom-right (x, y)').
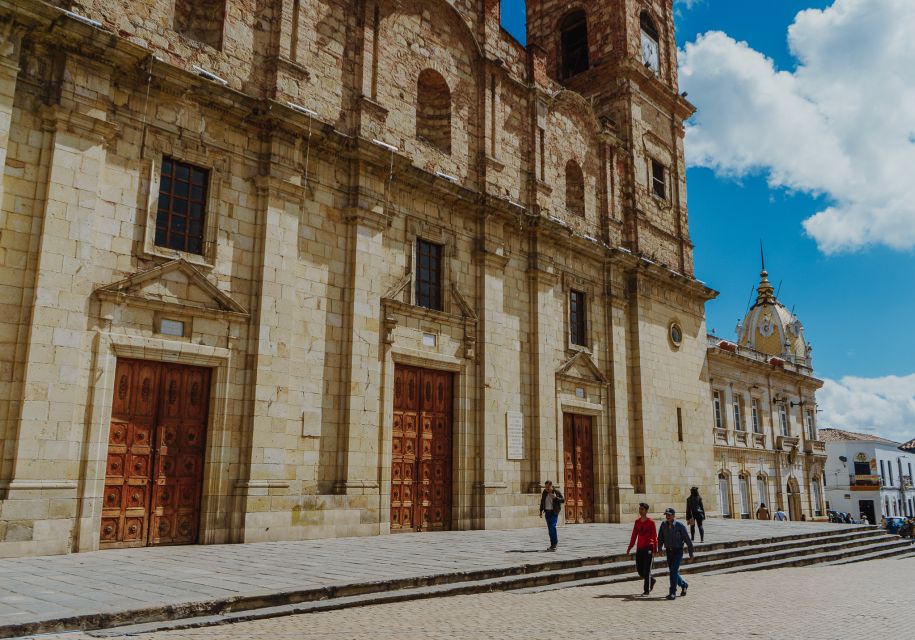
top-left (626, 502), bottom-right (658, 595)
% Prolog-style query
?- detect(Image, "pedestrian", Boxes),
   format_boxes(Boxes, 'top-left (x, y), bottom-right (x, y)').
top-left (774, 508), bottom-right (789, 521)
top-left (685, 486), bottom-right (705, 542)
top-left (756, 502), bottom-right (771, 520)
top-left (626, 502), bottom-right (657, 596)
top-left (860, 514), bottom-right (869, 525)
top-left (539, 480), bottom-right (564, 551)
top-left (658, 507), bottom-right (695, 600)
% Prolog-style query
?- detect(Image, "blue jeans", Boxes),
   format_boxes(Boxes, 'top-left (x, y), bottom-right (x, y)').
top-left (666, 550), bottom-right (689, 595)
top-left (544, 512), bottom-right (558, 548)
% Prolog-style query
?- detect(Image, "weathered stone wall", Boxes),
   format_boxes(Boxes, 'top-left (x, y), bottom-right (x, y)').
top-left (0, 0), bottom-right (722, 556)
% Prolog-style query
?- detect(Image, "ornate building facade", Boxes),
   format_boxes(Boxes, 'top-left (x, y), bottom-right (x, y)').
top-left (0, 0), bottom-right (721, 557)
top-left (707, 267), bottom-right (827, 521)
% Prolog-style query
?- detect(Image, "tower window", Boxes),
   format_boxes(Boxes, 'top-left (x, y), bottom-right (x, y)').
top-left (416, 69), bottom-right (452, 154)
top-left (570, 290), bottom-right (587, 347)
top-left (565, 160), bottom-right (585, 217)
top-left (174, 1), bottom-right (226, 49)
top-left (640, 12), bottom-right (660, 73)
top-left (415, 239), bottom-right (443, 311)
top-left (155, 157), bottom-right (209, 255)
top-left (560, 11), bottom-right (589, 80)
top-left (651, 160), bottom-right (667, 199)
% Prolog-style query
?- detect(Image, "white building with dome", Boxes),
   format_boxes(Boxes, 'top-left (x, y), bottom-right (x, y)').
top-left (705, 266), bottom-right (827, 521)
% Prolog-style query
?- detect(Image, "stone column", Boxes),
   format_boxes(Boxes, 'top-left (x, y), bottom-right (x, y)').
top-left (239, 174), bottom-right (304, 539)
top-left (334, 203), bottom-right (386, 497)
top-left (526, 238), bottom-right (559, 491)
top-left (1, 84), bottom-right (117, 556)
top-left (606, 270), bottom-right (635, 519)
top-left (0, 22), bottom-right (21, 210)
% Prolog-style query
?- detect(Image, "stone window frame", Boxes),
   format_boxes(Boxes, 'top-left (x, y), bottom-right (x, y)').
top-left (750, 397), bottom-right (762, 433)
top-left (140, 135), bottom-right (227, 270)
top-left (562, 273), bottom-right (596, 354)
top-left (712, 389), bottom-right (724, 429)
top-left (718, 470), bottom-right (733, 517)
top-left (407, 222), bottom-right (454, 316)
top-left (639, 10), bottom-right (662, 75)
top-left (558, 8), bottom-right (590, 81)
top-left (650, 158), bottom-right (667, 200)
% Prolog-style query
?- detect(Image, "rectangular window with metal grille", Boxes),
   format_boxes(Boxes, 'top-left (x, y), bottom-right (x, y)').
top-left (569, 290), bottom-right (587, 347)
top-left (751, 398), bottom-right (761, 433)
top-left (733, 395), bottom-right (743, 431)
top-left (415, 239), bottom-right (443, 311)
top-left (713, 391), bottom-right (722, 429)
top-left (155, 157), bottom-right (209, 255)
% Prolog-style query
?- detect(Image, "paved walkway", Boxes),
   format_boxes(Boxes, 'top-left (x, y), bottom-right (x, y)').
top-left (50, 555), bottom-right (912, 640)
top-left (0, 521), bottom-right (846, 632)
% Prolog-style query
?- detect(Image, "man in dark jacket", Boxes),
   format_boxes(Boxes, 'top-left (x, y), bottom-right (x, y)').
top-left (539, 480), bottom-right (564, 551)
top-left (658, 507), bottom-right (695, 600)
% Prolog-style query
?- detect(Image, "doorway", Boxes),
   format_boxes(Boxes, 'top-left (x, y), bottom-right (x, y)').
top-left (390, 365), bottom-right (453, 532)
top-left (562, 413), bottom-right (594, 523)
top-left (786, 478), bottom-right (801, 521)
top-left (858, 499), bottom-right (876, 525)
top-left (100, 359), bottom-right (211, 548)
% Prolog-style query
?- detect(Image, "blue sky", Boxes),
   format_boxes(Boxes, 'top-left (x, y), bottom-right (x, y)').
top-left (502, 1), bottom-right (915, 440)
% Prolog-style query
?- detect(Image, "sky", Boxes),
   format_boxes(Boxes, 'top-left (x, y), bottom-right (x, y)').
top-left (501, 0), bottom-right (915, 443)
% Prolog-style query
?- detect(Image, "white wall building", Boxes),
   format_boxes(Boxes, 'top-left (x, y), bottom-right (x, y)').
top-left (821, 428), bottom-right (915, 524)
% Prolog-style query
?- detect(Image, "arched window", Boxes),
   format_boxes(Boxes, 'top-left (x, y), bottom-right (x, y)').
top-left (811, 478), bottom-right (823, 517)
top-left (718, 472), bottom-right (731, 517)
top-left (756, 474), bottom-right (769, 511)
top-left (175, 0), bottom-right (226, 49)
top-left (738, 474), bottom-right (750, 518)
top-left (416, 69), bottom-right (452, 154)
top-left (565, 160), bottom-right (585, 217)
top-left (560, 11), bottom-right (589, 80)
top-left (639, 12), bottom-right (660, 74)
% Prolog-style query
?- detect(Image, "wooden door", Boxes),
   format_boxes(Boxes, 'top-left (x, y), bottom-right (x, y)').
top-left (562, 413), bottom-right (594, 523)
top-left (391, 365), bottom-right (453, 532)
top-left (100, 359), bottom-right (210, 549)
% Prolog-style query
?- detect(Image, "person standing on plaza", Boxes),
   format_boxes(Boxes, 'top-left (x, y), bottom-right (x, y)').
top-left (756, 502), bottom-right (771, 520)
top-left (658, 507), bottom-right (695, 600)
top-left (626, 502), bottom-right (658, 595)
top-left (539, 480), bottom-right (564, 551)
top-left (685, 486), bottom-right (706, 542)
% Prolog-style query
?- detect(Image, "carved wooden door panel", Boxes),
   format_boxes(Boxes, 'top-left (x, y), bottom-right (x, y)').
top-left (418, 369), bottom-right (452, 531)
top-left (101, 360), bottom-right (158, 548)
top-left (391, 365), bottom-right (453, 532)
top-left (391, 366), bottom-right (419, 531)
top-left (563, 413), bottom-right (594, 524)
top-left (149, 365), bottom-right (210, 546)
top-left (100, 359), bottom-right (210, 549)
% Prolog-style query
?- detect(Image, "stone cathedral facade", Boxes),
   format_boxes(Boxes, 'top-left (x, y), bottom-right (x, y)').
top-left (0, 0), bottom-right (727, 557)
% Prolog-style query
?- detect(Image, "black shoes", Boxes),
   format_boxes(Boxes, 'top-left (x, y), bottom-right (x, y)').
top-left (546, 546), bottom-right (556, 552)
top-left (666, 594), bottom-right (676, 600)
top-left (680, 586), bottom-right (688, 597)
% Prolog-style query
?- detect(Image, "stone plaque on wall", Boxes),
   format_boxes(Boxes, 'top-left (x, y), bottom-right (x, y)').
top-left (506, 411), bottom-right (524, 460)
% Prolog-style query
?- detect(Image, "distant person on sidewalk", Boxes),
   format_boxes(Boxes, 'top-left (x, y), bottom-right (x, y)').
top-left (774, 508), bottom-right (789, 521)
top-left (685, 486), bottom-right (706, 542)
top-left (756, 503), bottom-right (771, 520)
top-left (539, 480), bottom-right (564, 552)
top-left (658, 507), bottom-right (695, 600)
top-left (626, 502), bottom-right (658, 596)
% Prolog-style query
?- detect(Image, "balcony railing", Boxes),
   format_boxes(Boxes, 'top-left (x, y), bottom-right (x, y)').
top-left (803, 439), bottom-right (827, 454)
top-left (777, 435), bottom-right (800, 451)
top-left (849, 474), bottom-right (882, 487)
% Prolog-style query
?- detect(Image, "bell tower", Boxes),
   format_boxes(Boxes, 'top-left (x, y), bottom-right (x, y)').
top-left (526, 0), bottom-right (696, 275)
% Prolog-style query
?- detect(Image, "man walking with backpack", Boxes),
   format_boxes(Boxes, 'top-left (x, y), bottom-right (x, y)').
top-left (658, 507), bottom-right (695, 600)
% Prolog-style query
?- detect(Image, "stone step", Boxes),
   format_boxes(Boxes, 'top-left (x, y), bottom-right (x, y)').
top-left (0, 526), bottom-right (885, 639)
top-left (79, 534), bottom-right (912, 637)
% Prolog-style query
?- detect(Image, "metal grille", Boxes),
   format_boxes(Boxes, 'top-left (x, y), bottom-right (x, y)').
top-left (415, 240), bottom-right (443, 311)
top-left (570, 290), bottom-right (587, 347)
top-left (155, 157), bottom-right (209, 255)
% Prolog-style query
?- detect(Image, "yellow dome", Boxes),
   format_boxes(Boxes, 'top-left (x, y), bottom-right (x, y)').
top-left (736, 268), bottom-right (810, 365)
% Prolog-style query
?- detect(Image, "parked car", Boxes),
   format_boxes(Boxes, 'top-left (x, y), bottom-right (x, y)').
top-left (885, 517), bottom-right (905, 534)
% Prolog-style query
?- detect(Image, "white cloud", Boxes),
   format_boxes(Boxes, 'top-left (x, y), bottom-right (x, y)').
top-left (818, 375), bottom-right (915, 443)
top-left (678, 0), bottom-right (915, 253)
